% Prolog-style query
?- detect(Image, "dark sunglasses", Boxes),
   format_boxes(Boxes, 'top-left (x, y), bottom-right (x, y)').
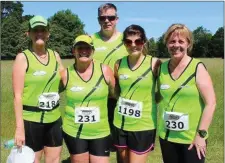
top-left (98, 16), bottom-right (117, 22)
top-left (76, 46), bottom-right (92, 51)
top-left (30, 27), bottom-right (48, 33)
top-left (124, 39), bottom-right (144, 47)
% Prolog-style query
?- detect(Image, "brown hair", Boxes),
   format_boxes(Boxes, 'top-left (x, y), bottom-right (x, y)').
top-left (163, 23), bottom-right (194, 55)
top-left (98, 3), bottom-right (117, 16)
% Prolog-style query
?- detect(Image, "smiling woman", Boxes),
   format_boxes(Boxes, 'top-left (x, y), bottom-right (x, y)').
top-left (60, 35), bottom-right (116, 163)
top-left (12, 15), bottom-right (65, 163)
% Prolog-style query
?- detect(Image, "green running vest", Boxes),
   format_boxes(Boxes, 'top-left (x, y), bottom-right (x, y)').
top-left (22, 49), bottom-right (61, 123)
top-left (91, 32), bottom-right (128, 70)
top-left (113, 55), bottom-right (157, 131)
top-left (158, 58), bottom-right (205, 144)
top-left (62, 60), bottom-right (110, 139)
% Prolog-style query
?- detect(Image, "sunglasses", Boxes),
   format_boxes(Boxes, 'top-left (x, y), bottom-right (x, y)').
top-left (30, 27), bottom-right (48, 33)
top-left (124, 39), bottom-right (144, 47)
top-left (76, 46), bottom-right (92, 51)
top-left (98, 16), bottom-right (117, 22)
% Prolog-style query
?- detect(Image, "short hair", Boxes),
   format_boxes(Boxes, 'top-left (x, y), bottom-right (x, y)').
top-left (163, 23), bottom-right (194, 55)
top-left (98, 3), bottom-right (117, 16)
top-left (123, 24), bottom-right (147, 43)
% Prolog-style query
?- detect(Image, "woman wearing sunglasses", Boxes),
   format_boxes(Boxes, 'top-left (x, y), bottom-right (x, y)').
top-left (12, 15), bottom-right (64, 163)
top-left (113, 25), bottom-right (161, 163)
top-left (61, 35), bottom-right (115, 163)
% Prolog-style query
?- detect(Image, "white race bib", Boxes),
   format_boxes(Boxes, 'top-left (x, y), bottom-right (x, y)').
top-left (38, 92), bottom-right (59, 110)
top-left (75, 107), bottom-right (100, 123)
top-left (163, 111), bottom-right (189, 131)
top-left (118, 97), bottom-right (143, 118)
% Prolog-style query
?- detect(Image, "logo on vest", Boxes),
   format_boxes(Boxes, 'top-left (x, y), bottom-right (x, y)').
top-left (33, 70), bottom-right (47, 76)
top-left (168, 114), bottom-right (180, 120)
top-left (119, 74), bottom-right (129, 80)
top-left (160, 84), bottom-right (170, 90)
top-left (95, 46), bottom-right (107, 51)
top-left (180, 85), bottom-right (190, 89)
top-left (70, 86), bottom-right (84, 92)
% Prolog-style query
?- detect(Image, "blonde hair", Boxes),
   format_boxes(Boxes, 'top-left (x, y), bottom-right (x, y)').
top-left (163, 24), bottom-right (194, 55)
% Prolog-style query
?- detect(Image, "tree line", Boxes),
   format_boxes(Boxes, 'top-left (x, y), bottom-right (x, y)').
top-left (1, 1), bottom-right (224, 59)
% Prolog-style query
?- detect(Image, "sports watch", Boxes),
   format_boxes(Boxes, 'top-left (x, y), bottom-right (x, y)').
top-left (198, 130), bottom-right (208, 139)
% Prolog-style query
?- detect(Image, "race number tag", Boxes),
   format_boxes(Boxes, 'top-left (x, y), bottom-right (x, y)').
top-left (118, 97), bottom-right (143, 118)
top-left (163, 111), bottom-right (189, 131)
top-left (38, 92), bottom-right (59, 110)
top-left (75, 107), bottom-right (100, 123)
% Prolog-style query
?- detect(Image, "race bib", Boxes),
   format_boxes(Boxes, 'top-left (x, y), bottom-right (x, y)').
top-left (75, 107), bottom-right (100, 123)
top-left (118, 97), bottom-right (143, 118)
top-left (163, 111), bottom-right (189, 131)
top-left (38, 92), bottom-right (59, 110)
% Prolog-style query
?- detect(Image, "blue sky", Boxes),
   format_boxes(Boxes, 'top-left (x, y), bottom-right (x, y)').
top-left (22, 1), bottom-right (224, 40)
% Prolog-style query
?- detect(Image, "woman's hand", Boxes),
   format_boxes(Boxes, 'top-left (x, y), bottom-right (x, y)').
top-left (15, 126), bottom-right (25, 147)
top-left (188, 135), bottom-right (206, 160)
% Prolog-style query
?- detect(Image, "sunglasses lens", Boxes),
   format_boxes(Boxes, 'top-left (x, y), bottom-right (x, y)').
top-left (108, 16), bottom-right (116, 21)
top-left (124, 39), bottom-right (132, 47)
top-left (77, 46), bottom-right (92, 51)
top-left (135, 39), bottom-right (144, 46)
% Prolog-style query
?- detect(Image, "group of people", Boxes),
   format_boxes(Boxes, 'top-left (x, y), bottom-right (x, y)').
top-left (12, 3), bottom-right (216, 163)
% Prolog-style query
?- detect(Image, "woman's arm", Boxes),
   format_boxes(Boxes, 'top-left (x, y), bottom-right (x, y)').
top-left (152, 57), bottom-right (162, 103)
top-left (12, 53), bottom-right (27, 147)
top-left (188, 63), bottom-right (216, 159)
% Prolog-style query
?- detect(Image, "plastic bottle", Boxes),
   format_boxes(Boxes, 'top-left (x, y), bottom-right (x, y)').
top-left (4, 139), bottom-right (15, 149)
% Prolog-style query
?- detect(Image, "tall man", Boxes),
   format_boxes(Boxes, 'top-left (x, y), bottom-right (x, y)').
top-left (91, 3), bottom-right (128, 162)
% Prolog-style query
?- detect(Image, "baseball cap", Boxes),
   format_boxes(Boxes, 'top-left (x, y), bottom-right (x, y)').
top-left (29, 15), bottom-right (48, 29)
top-left (73, 35), bottom-right (94, 47)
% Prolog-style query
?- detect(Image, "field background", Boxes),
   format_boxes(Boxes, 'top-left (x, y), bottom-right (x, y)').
top-left (1, 58), bottom-right (224, 163)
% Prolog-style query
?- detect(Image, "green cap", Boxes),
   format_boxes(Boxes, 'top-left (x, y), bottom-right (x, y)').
top-left (29, 15), bottom-right (48, 29)
top-left (73, 35), bottom-right (94, 47)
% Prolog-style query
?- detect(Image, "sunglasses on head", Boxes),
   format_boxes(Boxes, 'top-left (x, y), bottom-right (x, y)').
top-left (98, 16), bottom-right (117, 22)
top-left (124, 39), bottom-right (144, 47)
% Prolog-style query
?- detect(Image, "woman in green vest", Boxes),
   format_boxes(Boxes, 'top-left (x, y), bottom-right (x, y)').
top-left (158, 24), bottom-right (216, 163)
top-left (113, 24), bottom-right (161, 163)
top-left (13, 15), bottom-right (64, 163)
top-left (61, 35), bottom-right (115, 163)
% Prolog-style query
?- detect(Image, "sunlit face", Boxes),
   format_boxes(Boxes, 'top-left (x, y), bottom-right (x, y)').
top-left (29, 26), bottom-right (49, 46)
top-left (124, 35), bottom-right (145, 57)
top-left (166, 32), bottom-right (189, 59)
top-left (98, 8), bottom-right (118, 32)
top-left (73, 42), bottom-right (94, 63)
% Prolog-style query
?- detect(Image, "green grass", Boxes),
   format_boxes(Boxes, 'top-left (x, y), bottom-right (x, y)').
top-left (1, 58), bottom-right (223, 163)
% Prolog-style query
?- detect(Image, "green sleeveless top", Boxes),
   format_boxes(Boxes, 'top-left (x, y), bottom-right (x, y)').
top-left (91, 32), bottom-right (128, 70)
top-left (113, 55), bottom-right (157, 131)
top-left (22, 49), bottom-right (61, 123)
top-left (158, 58), bottom-right (205, 144)
top-left (62, 60), bottom-right (110, 139)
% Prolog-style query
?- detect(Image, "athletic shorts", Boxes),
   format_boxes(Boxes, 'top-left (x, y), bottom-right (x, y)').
top-left (24, 118), bottom-right (63, 152)
top-left (113, 127), bottom-right (156, 154)
top-left (63, 131), bottom-right (110, 156)
top-left (159, 137), bottom-right (206, 163)
top-left (107, 98), bottom-right (117, 127)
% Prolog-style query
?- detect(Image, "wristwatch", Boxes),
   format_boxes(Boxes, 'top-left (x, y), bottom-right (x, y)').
top-left (198, 130), bottom-right (208, 139)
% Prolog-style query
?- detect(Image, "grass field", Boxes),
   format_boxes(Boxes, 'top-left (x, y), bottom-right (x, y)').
top-left (1, 58), bottom-right (224, 163)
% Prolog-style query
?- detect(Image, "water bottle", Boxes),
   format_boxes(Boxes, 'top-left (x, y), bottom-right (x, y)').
top-left (4, 139), bottom-right (15, 149)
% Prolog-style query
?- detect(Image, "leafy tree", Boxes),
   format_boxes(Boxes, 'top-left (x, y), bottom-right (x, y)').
top-left (192, 26), bottom-right (212, 57)
top-left (156, 35), bottom-right (169, 58)
top-left (48, 9), bottom-right (85, 57)
top-left (148, 37), bottom-right (158, 57)
top-left (1, 1), bottom-right (23, 22)
top-left (208, 27), bottom-right (224, 58)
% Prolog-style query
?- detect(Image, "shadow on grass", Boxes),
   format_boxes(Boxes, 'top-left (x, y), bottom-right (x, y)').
top-left (61, 156), bottom-right (70, 163)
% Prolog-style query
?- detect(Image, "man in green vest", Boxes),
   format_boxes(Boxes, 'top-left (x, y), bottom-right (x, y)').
top-left (91, 3), bottom-right (128, 162)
